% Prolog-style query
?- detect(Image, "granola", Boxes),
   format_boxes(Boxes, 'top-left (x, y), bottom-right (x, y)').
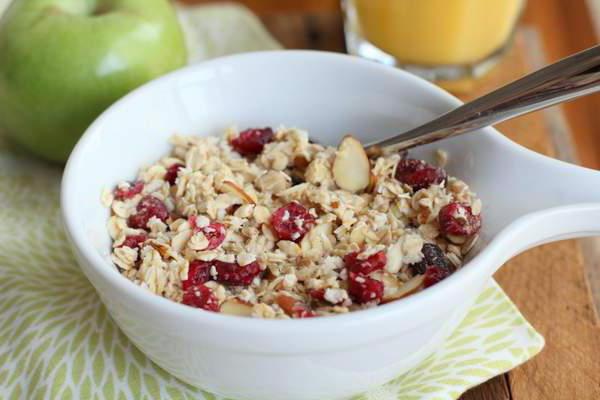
top-left (105, 126), bottom-right (482, 318)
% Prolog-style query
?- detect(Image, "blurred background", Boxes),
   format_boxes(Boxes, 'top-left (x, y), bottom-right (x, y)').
top-left (180, 0), bottom-right (600, 171)
top-left (1, 0), bottom-right (599, 169)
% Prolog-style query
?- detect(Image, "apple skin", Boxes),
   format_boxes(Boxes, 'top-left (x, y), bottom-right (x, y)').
top-left (0, 0), bottom-right (187, 162)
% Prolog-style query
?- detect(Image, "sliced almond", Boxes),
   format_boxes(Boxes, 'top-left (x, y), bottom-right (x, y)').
top-left (381, 274), bottom-right (425, 303)
top-left (385, 242), bottom-right (403, 274)
top-left (221, 180), bottom-right (256, 204)
top-left (148, 240), bottom-right (171, 259)
top-left (461, 234), bottom-right (479, 255)
top-left (446, 234), bottom-right (467, 245)
top-left (220, 299), bottom-right (253, 316)
top-left (366, 172), bottom-right (378, 193)
top-left (333, 135), bottom-right (371, 193)
top-left (275, 294), bottom-right (298, 316)
top-left (276, 294), bottom-right (315, 318)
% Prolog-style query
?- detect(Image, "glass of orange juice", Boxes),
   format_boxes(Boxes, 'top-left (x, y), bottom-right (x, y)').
top-left (343, 0), bottom-right (525, 88)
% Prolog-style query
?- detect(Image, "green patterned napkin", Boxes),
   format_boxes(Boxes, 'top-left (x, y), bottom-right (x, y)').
top-left (0, 3), bottom-right (544, 400)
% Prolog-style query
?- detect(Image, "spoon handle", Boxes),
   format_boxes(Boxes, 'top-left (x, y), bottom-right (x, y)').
top-left (367, 45), bottom-right (600, 154)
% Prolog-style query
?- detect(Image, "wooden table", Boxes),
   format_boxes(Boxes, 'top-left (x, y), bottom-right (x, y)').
top-left (182, 1), bottom-right (600, 398)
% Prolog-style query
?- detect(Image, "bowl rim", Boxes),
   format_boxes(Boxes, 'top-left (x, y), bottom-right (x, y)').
top-left (61, 50), bottom-right (531, 335)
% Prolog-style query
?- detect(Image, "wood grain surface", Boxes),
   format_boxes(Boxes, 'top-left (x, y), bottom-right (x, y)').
top-left (178, 1), bottom-right (600, 398)
top-left (457, 28), bottom-right (600, 400)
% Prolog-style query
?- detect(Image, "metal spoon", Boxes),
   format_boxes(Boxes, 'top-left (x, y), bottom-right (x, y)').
top-left (365, 45), bottom-right (600, 155)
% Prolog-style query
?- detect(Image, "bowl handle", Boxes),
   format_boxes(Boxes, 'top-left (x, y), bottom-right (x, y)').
top-left (505, 204), bottom-right (600, 257)
top-left (487, 157), bottom-right (600, 264)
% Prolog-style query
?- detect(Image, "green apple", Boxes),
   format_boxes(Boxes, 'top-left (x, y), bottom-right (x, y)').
top-left (0, 0), bottom-right (187, 162)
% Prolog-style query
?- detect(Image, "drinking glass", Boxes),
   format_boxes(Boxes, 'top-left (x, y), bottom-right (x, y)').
top-left (343, 0), bottom-right (525, 87)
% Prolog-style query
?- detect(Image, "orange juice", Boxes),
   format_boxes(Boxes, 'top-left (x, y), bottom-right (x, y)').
top-left (351, 0), bottom-right (524, 66)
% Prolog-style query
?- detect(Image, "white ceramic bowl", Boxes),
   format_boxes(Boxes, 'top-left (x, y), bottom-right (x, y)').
top-left (61, 51), bottom-right (600, 400)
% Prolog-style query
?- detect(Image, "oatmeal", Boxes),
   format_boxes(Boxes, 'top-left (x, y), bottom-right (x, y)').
top-left (105, 126), bottom-right (482, 318)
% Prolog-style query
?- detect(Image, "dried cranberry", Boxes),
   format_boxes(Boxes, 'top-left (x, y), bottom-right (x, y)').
top-left (308, 288), bottom-right (326, 301)
top-left (438, 202), bottom-right (481, 236)
top-left (423, 266), bottom-right (451, 288)
top-left (189, 216), bottom-right (226, 250)
top-left (348, 272), bottom-right (384, 304)
top-left (270, 202), bottom-right (315, 242)
top-left (292, 306), bottom-right (318, 318)
top-left (119, 234), bottom-right (147, 250)
top-left (114, 181), bottom-right (144, 201)
top-left (230, 127), bottom-right (274, 156)
top-left (344, 251), bottom-right (387, 275)
top-left (182, 285), bottom-right (220, 312)
top-left (164, 163), bottom-right (184, 186)
top-left (277, 295), bottom-right (318, 318)
top-left (409, 243), bottom-right (453, 275)
top-left (394, 159), bottom-right (447, 191)
top-left (182, 260), bottom-right (212, 290)
top-left (128, 196), bottom-right (169, 229)
top-left (214, 260), bottom-right (261, 286)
